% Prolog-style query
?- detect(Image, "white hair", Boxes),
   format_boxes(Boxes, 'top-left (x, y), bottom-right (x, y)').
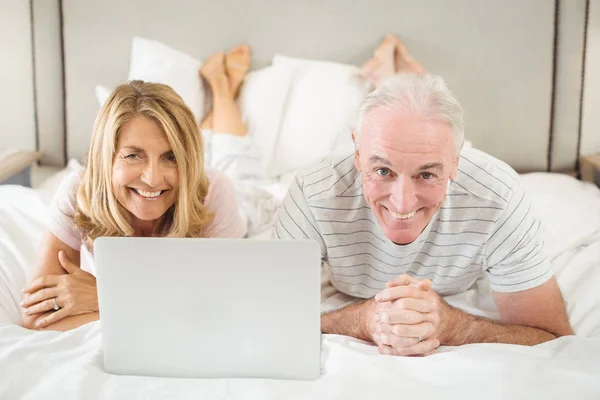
top-left (354, 74), bottom-right (465, 159)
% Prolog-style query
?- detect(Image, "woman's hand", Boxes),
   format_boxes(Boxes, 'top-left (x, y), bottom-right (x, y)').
top-left (21, 250), bottom-right (98, 329)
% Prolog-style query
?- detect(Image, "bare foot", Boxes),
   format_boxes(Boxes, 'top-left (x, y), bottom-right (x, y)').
top-left (200, 52), bottom-right (228, 90)
top-left (225, 44), bottom-right (251, 98)
top-left (361, 35), bottom-right (397, 87)
top-left (361, 34), bottom-right (426, 87)
top-left (360, 58), bottom-right (379, 86)
top-left (373, 35), bottom-right (397, 79)
top-left (389, 35), bottom-right (426, 74)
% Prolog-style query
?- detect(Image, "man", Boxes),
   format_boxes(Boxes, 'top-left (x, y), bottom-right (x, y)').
top-left (273, 73), bottom-right (573, 357)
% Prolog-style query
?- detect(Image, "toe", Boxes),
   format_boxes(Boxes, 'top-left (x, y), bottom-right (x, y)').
top-left (229, 44), bottom-right (250, 56)
top-left (239, 44), bottom-right (250, 54)
top-left (206, 52), bottom-right (225, 65)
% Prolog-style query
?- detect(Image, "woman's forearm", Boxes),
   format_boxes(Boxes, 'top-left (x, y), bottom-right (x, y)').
top-left (31, 312), bottom-right (99, 331)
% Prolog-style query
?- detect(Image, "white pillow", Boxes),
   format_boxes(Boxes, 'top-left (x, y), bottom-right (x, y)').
top-left (127, 37), bottom-right (205, 123)
top-left (237, 65), bottom-right (294, 171)
top-left (521, 173), bottom-right (600, 258)
top-left (268, 55), bottom-right (372, 177)
top-left (36, 159), bottom-right (84, 205)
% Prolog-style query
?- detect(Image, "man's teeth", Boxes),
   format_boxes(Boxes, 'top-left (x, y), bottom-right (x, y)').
top-left (134, 189), bottom-right (162, 198)
top-left (390, 210), bottom-right (416, 220)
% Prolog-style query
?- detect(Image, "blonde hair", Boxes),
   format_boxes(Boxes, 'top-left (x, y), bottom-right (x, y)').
top-left (74, 80), bottom-right (212, 249)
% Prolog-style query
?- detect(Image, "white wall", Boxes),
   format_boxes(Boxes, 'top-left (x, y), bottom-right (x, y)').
top-left (581, 0), bottom-right (600, 155)
top-left (0, 0), bottom-right (36, 151)
top-left (32, 0), bottom-right (64, 165)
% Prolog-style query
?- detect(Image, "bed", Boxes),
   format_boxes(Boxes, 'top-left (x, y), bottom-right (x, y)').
top-left (1, 172), bottom-right (600, 398)
top-left (2, 0), bottom-right (600, 398)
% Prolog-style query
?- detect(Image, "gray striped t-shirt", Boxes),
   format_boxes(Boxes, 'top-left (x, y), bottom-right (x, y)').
top-left (273, 147), bottom-right (553, 298)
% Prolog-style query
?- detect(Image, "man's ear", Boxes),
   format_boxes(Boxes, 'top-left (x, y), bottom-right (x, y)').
top-left (449, 154), bottom-right (460, 180)
top-left (354, 150), bottom-right (361, 171)
top-left (352, 132), bottom-right (361, 171)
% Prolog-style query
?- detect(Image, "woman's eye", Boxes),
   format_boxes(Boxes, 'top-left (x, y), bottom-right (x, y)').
top-left (376, 168), bottom-right (390, 177)
top-left (125, 154), bottom-right (139, 160)
top-left (166, 154), bottom-right (176, 163)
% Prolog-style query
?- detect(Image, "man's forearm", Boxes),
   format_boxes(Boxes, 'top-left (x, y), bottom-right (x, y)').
top-left (321, 301), bottom-right (371, 341)
top-left (441, 305), bottom-right (558, 346)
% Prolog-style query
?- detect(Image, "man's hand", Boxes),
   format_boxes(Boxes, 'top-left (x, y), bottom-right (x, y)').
top-left (324, 274), bottom-right (570, 351)
top-left (364, 274), bottom-right (451, 356)
top-left (21, 250), bottom-right (98, 329)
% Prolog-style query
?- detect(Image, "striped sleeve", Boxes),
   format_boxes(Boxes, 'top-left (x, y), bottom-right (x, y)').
top-left (485, 181), bottom-right (553, 292)
top-left (272, 175), bottom-right (327, 261)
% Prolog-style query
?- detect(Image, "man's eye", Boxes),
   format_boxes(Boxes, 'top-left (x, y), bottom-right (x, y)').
top-left (376, 168), bottom-right (390, 177)
top-left (421, 172), bottom-right (434, 180)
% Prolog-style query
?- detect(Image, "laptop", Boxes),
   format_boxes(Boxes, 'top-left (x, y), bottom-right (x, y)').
top-left (94, 237), bottom-right (321, 380)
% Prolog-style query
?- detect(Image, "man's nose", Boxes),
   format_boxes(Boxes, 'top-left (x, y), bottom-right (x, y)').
top-left (389, 177), bottom-right (417, 212)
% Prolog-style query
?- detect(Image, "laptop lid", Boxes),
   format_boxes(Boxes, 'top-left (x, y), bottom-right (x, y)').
top-left (95, 237), bottom-right (321, 380)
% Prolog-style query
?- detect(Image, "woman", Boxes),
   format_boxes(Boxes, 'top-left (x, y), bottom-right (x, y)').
top-left (20, 80), bottom-right (246, 331)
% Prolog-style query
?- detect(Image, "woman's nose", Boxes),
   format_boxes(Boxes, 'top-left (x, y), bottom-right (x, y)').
top-left (140, 161), bottom-right (163, 187)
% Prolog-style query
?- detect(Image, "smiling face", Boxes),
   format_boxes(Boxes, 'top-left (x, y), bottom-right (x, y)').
top-left (355, 107), bottom-right (459, 245)
top-left (111, 116), bottom-right (179, 228)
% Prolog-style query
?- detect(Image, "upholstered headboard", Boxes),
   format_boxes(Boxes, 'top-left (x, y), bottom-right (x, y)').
top-left (32, 0), bottom-right (593, 173)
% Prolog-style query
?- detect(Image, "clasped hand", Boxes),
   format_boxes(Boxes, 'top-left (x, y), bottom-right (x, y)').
top-left (364, 274), bottom-right (448, 356)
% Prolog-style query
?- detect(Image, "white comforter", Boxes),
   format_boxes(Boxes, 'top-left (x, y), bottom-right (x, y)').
top-left (1, 174), bottom-right (600, 399)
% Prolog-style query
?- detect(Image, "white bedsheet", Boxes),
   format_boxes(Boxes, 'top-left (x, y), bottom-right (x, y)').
top-left (1, 174), bottom-right (600, 399)
top-left (1, 324), bottom-right (599, 399)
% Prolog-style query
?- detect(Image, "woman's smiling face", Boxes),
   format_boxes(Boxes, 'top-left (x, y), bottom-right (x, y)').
top-left (111, 116), bottom-right (179, 225)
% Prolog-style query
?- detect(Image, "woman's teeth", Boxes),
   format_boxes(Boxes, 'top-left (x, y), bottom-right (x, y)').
top-left (134, 189), bottom-right (162, 198)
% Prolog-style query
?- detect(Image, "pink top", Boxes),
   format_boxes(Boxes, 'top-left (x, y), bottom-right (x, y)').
top-left (48, 168), bottom-right (247, 275)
